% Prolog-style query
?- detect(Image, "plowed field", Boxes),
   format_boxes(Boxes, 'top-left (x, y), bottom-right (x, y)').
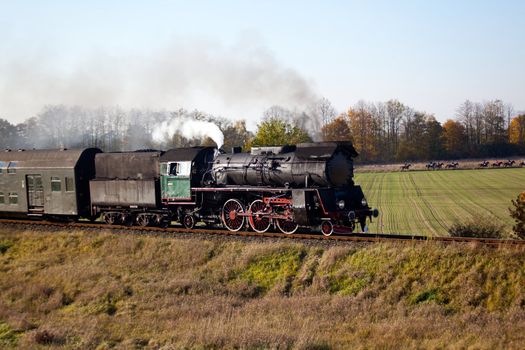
top-left (355, 168), bottom-right (525, 236)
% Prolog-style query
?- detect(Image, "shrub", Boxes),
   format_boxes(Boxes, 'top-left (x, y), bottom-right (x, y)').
top-left (448, 215), bottom-right (505, 238)
top-left (509, 191), bottom-right (525, 239)
top-left (0, 239), bottom-right (13, 254)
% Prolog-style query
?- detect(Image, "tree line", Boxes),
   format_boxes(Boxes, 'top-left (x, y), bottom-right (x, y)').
top-left (319, 99), bottom-right (525, 162)
top-left (0, 106), bottom-right (253, 153)
top-left (1, 98), bottom-right (524, 162)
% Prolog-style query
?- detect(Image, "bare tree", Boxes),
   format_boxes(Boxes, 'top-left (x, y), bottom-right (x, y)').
top-left (310, 97), bottom-right (337, 139)
top-left (456, 100), bottom-right (475, 148)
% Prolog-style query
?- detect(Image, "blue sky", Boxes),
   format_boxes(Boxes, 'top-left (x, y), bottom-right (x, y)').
top-left (1, 0), bottom-right (524, 125)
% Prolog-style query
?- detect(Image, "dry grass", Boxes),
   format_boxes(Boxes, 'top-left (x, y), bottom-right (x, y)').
top-left (0, 227), bottom-right (524, 349)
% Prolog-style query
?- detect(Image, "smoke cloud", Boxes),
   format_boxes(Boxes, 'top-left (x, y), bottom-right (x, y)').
top-left (152, 117), bottom-right (224, 148)
top-left (0, 37), bottom-right (318, 125)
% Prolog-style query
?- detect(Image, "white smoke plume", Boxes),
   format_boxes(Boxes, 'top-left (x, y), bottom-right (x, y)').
top-left (152, 117), bottom-right (224, 148)
top-left (0, 37), bottom-right (318, 125)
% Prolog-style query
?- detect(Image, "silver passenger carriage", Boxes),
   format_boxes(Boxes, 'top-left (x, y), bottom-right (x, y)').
top-left (0, 148), bottom-right (100, 219)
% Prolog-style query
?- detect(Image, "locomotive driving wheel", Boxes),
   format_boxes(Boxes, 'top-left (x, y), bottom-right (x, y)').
top-left (276, 218), bottom-right (298, 234)
top-left (183, 214), bottom-right (196, 229)
top-left (222, 199), bottom-right (245, 231)
top-left (248, 199), bottom-right (271, 233)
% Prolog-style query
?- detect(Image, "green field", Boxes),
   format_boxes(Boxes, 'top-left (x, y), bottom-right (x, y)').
top-left (355, 168), bottom-right (525, 236)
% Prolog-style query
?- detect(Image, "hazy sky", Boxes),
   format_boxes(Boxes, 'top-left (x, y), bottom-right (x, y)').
top-left (1, 0), bottom-right (524, 127)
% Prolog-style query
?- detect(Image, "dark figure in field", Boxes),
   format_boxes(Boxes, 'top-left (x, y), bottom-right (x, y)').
top-left (520, 161), bottom-right (525, 167)
top-left (492, 161), bottom-right (503, 167)
top-left (435, 162), bottom-right (444, 169)
top-left (504, 160), bottom-right (516, 168)
top-left (446, 162), bottom-right (459, 169)
top-left (426, 162), bottom-right (436, 170)
top-left (400, 163), bottom-right (411, 171)
top-left (479, 160), bottom-right (489, 168)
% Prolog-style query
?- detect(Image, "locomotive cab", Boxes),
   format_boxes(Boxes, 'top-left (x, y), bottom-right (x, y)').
top-left (160, 161), bottom-right (192, 200)
top-left (159, 147), bottom-right (216, 204)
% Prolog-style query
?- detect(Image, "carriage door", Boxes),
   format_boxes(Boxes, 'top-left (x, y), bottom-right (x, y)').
top-left (26, 175), bottom-right (44, 215)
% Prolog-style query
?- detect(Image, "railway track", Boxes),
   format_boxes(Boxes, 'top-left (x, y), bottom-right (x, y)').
top-left (0, 218), bottom-right (524, 247)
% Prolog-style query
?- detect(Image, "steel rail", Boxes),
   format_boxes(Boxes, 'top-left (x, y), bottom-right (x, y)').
top-left (0, 218), bottom-right (523, 247)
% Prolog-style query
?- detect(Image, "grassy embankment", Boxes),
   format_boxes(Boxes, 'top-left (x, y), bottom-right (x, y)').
top-left (1, 228), bottom-right (524, 349)
top-left (355, 168), bottom-right (525, 236)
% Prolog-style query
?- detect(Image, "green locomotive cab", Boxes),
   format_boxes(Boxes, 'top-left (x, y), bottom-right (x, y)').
top-left (159, 147), bottom-right (216, 206)
top-left (160, 161), bottom-right (192, 200)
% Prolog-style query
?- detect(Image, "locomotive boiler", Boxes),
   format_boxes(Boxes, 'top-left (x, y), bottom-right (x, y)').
top-left (212, 142), bottom-right (357, 188)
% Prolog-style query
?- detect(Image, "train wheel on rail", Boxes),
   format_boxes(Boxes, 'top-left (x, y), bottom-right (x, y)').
top-left (103, 213), bottom-right (116, 225)
top-left (183, 214), bottom-right (195, 229)
top-left (222, 199), bottom-right (245, 231)
top-left (248, 199), bottom-right (271, 233)
top-left (136, 213), bottom-right (150, 227)
top-left (321, 220), bottom-right (334, 236)
top-left (276, 218), bottom-right (298, 234)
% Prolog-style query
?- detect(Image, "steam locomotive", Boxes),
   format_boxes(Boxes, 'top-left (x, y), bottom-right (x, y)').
top-left (0, 142), bottom-right (377, 236)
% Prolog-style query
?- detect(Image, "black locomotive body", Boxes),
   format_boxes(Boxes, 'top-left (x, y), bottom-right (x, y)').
top-left (204, 142), bottom-right (377, 235)
top-left (0, 142), bottom-right (378, 236)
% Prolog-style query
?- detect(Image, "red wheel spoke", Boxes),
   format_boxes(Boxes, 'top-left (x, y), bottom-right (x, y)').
top-left (222, 199), bottom-right (245, 231)
top-left (248, 200), bottom-right (271, 233)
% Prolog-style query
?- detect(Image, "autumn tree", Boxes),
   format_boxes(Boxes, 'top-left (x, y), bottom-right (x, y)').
top-left (347, 102), bottom-right (379, 161)
top-left (509, 115), bottom-right (525, 144)
top-left (442, 119), bottom-right (467, 158)
top-left (396, 113), bottom-right (444, 161)
top-left (397, 111), bottom-right (425, 160)
top-left (425, 116), bottom-right (445, 159)
top-left (510, 191), bottom-right (525, 239)
top-left (249, 117), bottom-right (311, 147)
top-left (222, 120), bottom-right (253, 151)
top-left (321, 115), bottom-right (351, 141)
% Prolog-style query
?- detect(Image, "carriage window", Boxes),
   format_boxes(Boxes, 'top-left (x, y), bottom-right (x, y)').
top-left (65, 177), bottom-right (74, 192)
top-left (51, 177), bottom-right (61, 192)
top-left (9, 193), bottom-right (18, 205)
top-left (0, 192), bottom-right (4, 204)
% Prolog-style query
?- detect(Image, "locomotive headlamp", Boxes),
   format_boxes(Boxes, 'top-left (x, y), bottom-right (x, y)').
top-left (337, 200), bottom-right (345, 209)
top-left (361, 198), bottom-right (368, 207)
